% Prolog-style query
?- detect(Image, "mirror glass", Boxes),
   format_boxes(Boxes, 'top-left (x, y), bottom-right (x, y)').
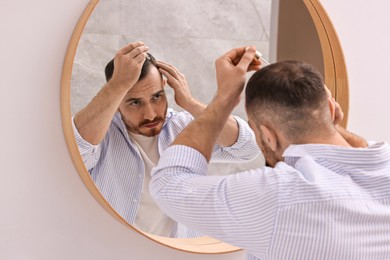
top-left (70, 0), bottom-right (270, 237)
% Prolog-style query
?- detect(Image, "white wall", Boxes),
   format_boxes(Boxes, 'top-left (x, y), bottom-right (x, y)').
top-left (1, 0), bottom-right (389, 259)
top-left (320, 0), bottom-right (390, 142)
top-left (0, 0), bottom-right (244, 259)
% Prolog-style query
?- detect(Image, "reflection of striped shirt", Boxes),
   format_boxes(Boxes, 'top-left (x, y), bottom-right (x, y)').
top-left (72, 108), bottom-right (260, 237)
top-left (151, 142), bottom-right (390, 259)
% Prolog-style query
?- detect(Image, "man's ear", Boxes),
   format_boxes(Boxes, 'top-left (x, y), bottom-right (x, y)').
top-left (259, 125), bottom-right (277, 151)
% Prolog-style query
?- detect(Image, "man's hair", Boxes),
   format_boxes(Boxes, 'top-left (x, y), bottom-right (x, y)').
top-left (104, 53), bottom-right (157, 82)
top-left (245, 60), bottom-right (330, 142)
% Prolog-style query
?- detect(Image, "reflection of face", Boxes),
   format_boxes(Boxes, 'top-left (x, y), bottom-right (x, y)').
top-left (118, 67), bottom-right (167, 137)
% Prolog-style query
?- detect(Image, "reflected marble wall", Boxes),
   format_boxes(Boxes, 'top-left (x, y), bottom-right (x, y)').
top-left (71, 0), bottom-right (269, 169)
top-left (71, 0), bottom-right (272, 119)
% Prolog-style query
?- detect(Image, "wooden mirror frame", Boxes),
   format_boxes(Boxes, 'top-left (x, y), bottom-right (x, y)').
top-left (61, 0), bottom-right (348, 254)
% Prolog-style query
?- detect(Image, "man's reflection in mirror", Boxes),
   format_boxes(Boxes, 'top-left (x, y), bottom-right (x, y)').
top-left (72, 41), bottom-right (260, 237)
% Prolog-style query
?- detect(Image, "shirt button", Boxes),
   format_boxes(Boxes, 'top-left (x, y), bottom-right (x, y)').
top-left (132, 199), bottom-right (137, 203)
top-left (138, 174), bottom-right (142, 178)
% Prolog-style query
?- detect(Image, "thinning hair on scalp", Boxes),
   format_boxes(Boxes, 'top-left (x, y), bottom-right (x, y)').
top-left (245, 60), bottom-right (330, 142)
top-left (104, 53), bottom-right (157, 82)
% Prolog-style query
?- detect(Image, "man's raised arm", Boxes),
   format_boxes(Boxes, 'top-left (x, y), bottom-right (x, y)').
top-left (167, 46), bottom-right (260, 161)
top-left (156, 51), bottom-right (260, 149)
top-left (74, 42), bottom-right (148, 145)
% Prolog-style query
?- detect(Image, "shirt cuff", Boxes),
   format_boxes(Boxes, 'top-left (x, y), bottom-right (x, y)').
top-left (152, 145), bottom-right (208, 177)
top-left (71, 116), bottom-right (99, 152)
top-left (223, 116), bottom-right (254, 151)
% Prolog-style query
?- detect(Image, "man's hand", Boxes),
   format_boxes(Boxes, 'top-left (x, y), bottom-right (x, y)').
top-left (325, 86), bottom-right (344, 125)
top-left (332, 98), bottom-right (344, 126)
top-left (325, 86), bottom-right (367, 148)
top-left (74, 41), bottom-right (149, 145)
top-left (215, 46), bottom-right (261, 106)
top-left (109, 41), bottom-right (149, 90)
top-left (156, 60), bottom-right (200, 111)
top-left (169, 46), bottom-right (262, 160)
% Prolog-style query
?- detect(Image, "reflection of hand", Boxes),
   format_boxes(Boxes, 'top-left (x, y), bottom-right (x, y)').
top-left (325, 86), bottom-right (344, 125)
top-left (156, 60), bottom-right (196, 110)
top-left (326, 86), bottom-right (366, 148)
top-left (332, 98), bottom-right (344, 125)
top-left (215, 46), bottom-right (261, 106)
top-left (109, 41), bottom-right (149, 90)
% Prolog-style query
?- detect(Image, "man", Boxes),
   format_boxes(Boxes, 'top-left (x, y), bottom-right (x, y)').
top-left (72, 42), bottom-right (260, 237)
top-left (150, 46), bottom-right (390, 259)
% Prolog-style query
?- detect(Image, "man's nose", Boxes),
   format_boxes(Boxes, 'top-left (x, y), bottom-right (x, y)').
top-left (143, 103), bottom-right (157, 121)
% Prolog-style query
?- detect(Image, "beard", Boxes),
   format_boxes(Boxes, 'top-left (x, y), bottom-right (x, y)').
top-left (122, 105), bottom-right (168, 137)
top-left (130, 117), bottom-right (165, 136)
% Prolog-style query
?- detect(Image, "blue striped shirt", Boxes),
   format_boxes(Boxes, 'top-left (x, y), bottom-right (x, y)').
top-left (150, 141), bottom-right (390, 259)
top-left (72, 108), bottom-right (260, 237)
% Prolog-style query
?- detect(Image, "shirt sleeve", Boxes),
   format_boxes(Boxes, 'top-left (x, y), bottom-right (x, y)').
top-left (150, 145), bottom-right (278, 256)
top-left (168, 110), bottom-right (260, 163)
top-left (210, 116), bottom-right (261, 163)
top-left (71, 116), bottom-right (101, 171)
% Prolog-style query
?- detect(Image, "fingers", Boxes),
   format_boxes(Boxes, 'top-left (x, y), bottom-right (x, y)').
top-left (216, 47), bottom-right (244, 69)
top-left (109, 42), bottom-right (151, 89)
top-left (156, 61), bottom-right (190, 95)
top-left (218, 46), bottom-right (261, 72)
top-left (223, 47), bottom-right (246, 65)
top-left (157, 62), bottom-right (177, 86)
top-left (159, 67), bottom-right (185, 93)
top-left (129, 45), bottom-right (149, 60)
top-left (328, 93), bottom-right (344, 125)
top-left (158, 67), bottom-right (181, 90)
top-left (156, 61), bottom-right (184, 82)
top-left (156, 61), bottom-right (180, 76)
top-left (156, 61), bottom-right (174, 73)
top-left (118, 41), bottom-right (144, 55)
top-left (334, 99), bottom-right (344, 123)
top-left (158, 67), bottom-right (174, 82)
top-left (237, 46), bottom-right (258, 71)
top-left (117, 41), bottom-right (149, 63)
top-left (248, 63), bottom-right (262, 72)
top-left (324, 85), bottom-right (344, 124)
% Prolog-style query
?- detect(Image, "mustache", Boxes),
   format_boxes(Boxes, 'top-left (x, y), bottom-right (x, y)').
top-left (139, 117), bottom-right (164, 127)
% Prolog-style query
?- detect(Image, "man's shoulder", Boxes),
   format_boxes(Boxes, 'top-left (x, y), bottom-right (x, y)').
top-left (162, 108), bottom-right (193, 132)
top-left (165, 108), bottom-right (193, 122)
top-left (110, 112), bottom-right (127, 132)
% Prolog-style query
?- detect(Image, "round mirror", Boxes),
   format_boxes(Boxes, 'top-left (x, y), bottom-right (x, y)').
top-left (71, 0), bottom-right (270, 239)
top-left (61, 0), bottom-right (348, 254)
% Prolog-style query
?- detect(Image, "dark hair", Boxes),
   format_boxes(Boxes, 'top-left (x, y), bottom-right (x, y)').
top-left (104, 53), bottom-right (157, 82)
top-left (245, 60), bottom-right (329, 141)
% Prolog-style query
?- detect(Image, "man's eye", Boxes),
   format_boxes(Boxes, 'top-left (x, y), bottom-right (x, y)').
top-left (129, 100), bottom-right (140, 106)
top-left (152, 94), bottom-right (162, 100)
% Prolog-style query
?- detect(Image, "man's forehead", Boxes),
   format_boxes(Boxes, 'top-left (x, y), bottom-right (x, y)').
top-left (125, 83), bottom-right (164, 100)
top-left (125, 86), bottom-right (164, 98)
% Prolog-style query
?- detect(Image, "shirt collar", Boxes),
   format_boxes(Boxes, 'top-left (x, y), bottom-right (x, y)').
top-left (283, 141), bottom-right (390, 168)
